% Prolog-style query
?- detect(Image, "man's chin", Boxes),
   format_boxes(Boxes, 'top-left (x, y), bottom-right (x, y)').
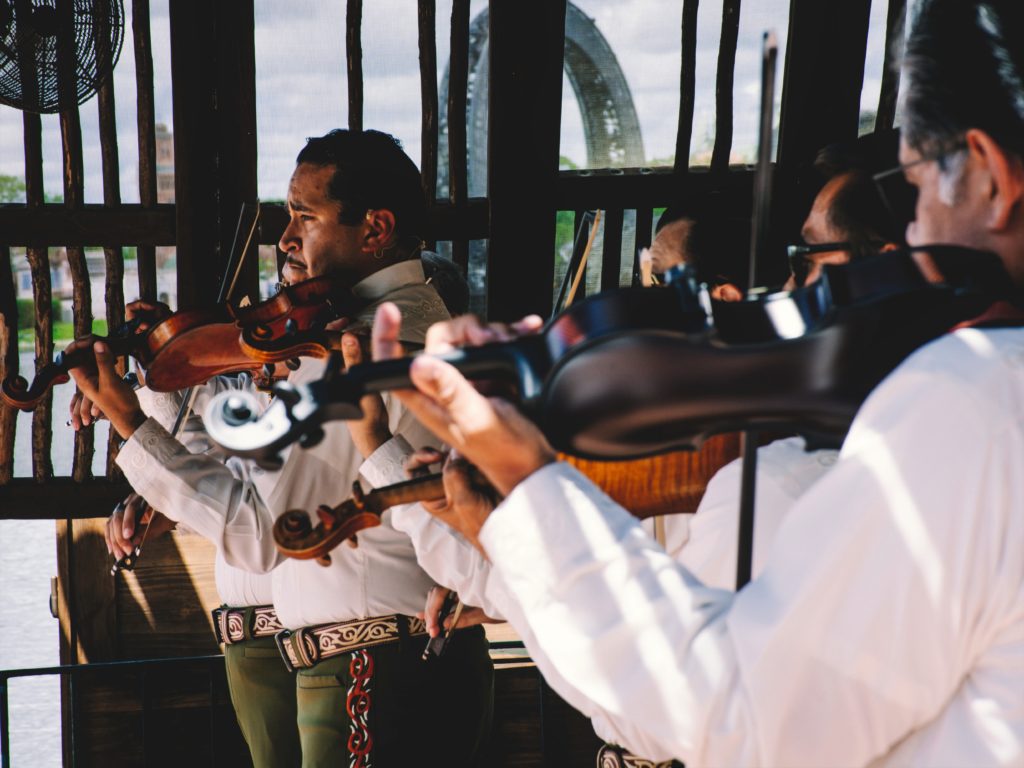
top-left (281, 264), bottom-right (309, 284)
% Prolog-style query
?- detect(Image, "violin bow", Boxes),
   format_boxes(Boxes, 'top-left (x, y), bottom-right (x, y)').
top-left (735, 32), bottom-right (778, 591)
top-left (564, 210), bottom-right (602, 309)
top-left (112, 202), bottom-right (261, 574)
top-left (552, 210), bottom-right (598, 317)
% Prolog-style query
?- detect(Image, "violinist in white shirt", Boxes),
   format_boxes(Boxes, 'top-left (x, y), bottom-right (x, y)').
top-left (66, 129), bottom-right (494, 768)
top-left (356, 1), bottom-right (1024, 764)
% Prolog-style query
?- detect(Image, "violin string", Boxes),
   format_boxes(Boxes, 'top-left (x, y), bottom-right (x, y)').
top-left (114, 203), bottom-right (260, 574)
top-left (223, 201), bottom-right (262, 306)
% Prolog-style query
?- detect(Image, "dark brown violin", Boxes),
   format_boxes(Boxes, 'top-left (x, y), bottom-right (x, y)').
top-left (201, 246), bottom-right (1013, 463)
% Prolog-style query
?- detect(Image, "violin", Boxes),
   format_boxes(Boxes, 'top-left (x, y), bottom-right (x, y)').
top-left (274, 473), bottom-right (446, 565)
top-left (202, 245), bottom-right (1012, 464)
top-left (0, 274), bottom-right (366, 411)
top-left (273, 451), bottom-right (720, 564)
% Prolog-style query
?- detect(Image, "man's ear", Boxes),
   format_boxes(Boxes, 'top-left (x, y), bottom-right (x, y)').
top-left (364, 209), bottom-right (398, 250)
top-left (966, 128), bottom-right (1024, 233)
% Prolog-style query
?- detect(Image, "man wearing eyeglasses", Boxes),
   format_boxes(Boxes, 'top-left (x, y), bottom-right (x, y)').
top-left (359, 0), bottom-right (1024, 765)
top-left (784, 133), bottom-right (911, 289)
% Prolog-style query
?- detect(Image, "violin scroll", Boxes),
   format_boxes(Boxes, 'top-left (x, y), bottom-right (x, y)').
top-left (273, 474), bottom-right (446, 564)
top-left (273, 490), bottom-right (382, 566)
top-left (2, 344), bottom-right (109, 411)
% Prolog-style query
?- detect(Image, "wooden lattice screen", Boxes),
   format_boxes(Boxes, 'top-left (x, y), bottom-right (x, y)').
top-left (0, 0), bottom-right (905, 507)
top-left (0, 1), bottom-right (906, 761)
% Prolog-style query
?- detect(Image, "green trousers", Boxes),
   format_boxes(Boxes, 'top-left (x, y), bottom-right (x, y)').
top-left (223, 634), bottom-right (302, 768)
top-left (295, 624), bottom-right (494, 768)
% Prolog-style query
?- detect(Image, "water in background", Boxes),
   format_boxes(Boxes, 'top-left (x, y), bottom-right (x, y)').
top-left (1, 350), bottom-right (111, 766)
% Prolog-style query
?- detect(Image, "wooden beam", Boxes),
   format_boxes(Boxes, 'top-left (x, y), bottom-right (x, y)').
top-left (448, 0), bottom-right (470, 274)
top-left (876, 0), bottom-right (907, 130)
top-left (132, 0), bottom-right (158, 302)
top-left (168, 0), bottom-right (220, 310)
top-left (0, 205), bottom-right (176, 248)
top-left (486, 0), bottom-right (567, 320)
top-left (0, 480), bottom-right (134, 519)
top-left (776, 0), bottom-right (873, 243)
top-left (418, 0), bottom-right (439, 216)
top-left (346, 0), bottom-right (363, 131)
top-left (0, 244), bottom-right (15, 484)
top-left (555, 167), bottom-right (755, 210)
top-left (22, 111), bottom-right (54, 482)
top-left (59, 106), bottom-right (95, 483)
top-left (601, 207), bottom-right (624, 291)
top-left (710, 0), bottom-right (741, 173)
top-left (214, 0), bottom-right (259, 304)
top-left (674, 0), bottom-right (700, 174)
top-left (98, 64), bottom-right (126, 479)
top-left (778, 0), bottom-right (873, 171)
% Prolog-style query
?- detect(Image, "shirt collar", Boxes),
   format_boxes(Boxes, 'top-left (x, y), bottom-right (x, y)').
top-left (352, 259), bottom-right (426, 302)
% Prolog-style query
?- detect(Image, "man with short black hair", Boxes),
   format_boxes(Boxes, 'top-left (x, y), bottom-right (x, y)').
top-left (365, 1), bottom-right (1024, 764)
top-left (70, 129), bottom-right (493, 767)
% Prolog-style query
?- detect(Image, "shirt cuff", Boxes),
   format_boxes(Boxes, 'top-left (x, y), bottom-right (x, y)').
top-left (479, 461), bottom-right (641, 595)
top-left (115, 417), bottom-right (181, 498)
top-left (359, 434), bottom-right (415, 488)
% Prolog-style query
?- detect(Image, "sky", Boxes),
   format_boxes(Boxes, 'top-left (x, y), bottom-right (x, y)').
top-left (0, 0), bottom-right (893, 205)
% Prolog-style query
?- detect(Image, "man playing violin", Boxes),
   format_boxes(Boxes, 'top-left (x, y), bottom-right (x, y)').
top-left (67, 129), bottom-right (493, 767)
top-left (356, 1), bottom-right (1024, 764)
top-left (667, 133), bottom-right (913, 590)
top-left (646, 202), bottom-right (746, 301)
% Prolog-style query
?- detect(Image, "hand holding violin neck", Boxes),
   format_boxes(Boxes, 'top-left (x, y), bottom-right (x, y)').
top-left (203, 341), bottom-right (546, 460)
top-left (1, 330), bottom-right (138, 411)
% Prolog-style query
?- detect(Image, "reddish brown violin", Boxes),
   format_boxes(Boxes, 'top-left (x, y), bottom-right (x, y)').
top-left (273, 439), bottom-right (741, 564)
top-left (0, 274), bottom-right (366, 411)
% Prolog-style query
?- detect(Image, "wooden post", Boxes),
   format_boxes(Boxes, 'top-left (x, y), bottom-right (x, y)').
top-left (710, 0), bottom-right (741, 173)
top-left (98, 50), bottom-right (126, 479)
top-left (486, 0), bottom-right (567, 320)
top-left (133, 0), bottom-right (158, 302)
top-left (419, 0), bottom-right (439, 228)
top-left (168, 0), bottom-right (258, 309)
top-left (674, 0), bottom-right (700, 174)
top-left (0, 244), bottom-right (15, 484)
top-left (876, 0), bottom-right (907, 131)
top-left (347, 0), bottom-right (364, 132)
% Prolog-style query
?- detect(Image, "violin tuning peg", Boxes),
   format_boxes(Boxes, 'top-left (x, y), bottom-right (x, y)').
top-left (285, 318), bottom-right (298, 336)
top-left (263, 362), bottom-right (275, 378)
top-left (315, 554), bottom-right (332, 567)
top-left (298, 427), bottom-right (325, 449)
top-left (286, 357), bottom-right (301, 371)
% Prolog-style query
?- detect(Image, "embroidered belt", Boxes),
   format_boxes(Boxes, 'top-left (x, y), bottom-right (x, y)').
top-left (597, 744), bottom-right (679, 768)
top-left (212, 604), bottom-right (284, 645)
top-left (276, 614), bottom-right (427, 673)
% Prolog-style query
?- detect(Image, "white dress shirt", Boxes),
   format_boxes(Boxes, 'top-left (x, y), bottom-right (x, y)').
top-left (645, 436), bottom-right (837, 589)
top-left (476, 327), bottom-right (1024, 767)
top-left (117, 260), bottom-right (449, 628)
top-left (135, 382), bottom-right (274, 607)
